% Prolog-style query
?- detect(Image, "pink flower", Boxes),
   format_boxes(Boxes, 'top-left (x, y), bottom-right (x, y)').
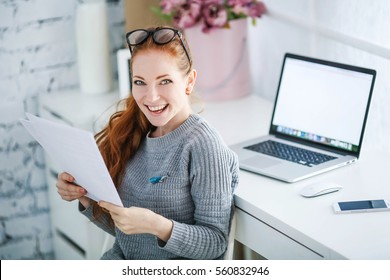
top-left (247, 1), bottom-right (266, 17)
top-left (201, 2), bottom-right (228, 32)
top-left (227, 0), bottom-right (253, 6)
top-left (172, 0), bottom-right (202, 29)
top-left (160, 0), bottom-right (186, 13)
top-left (228, 0), bottom-right (265, 17)
top-left (204, 0), bottom-right (224, 4)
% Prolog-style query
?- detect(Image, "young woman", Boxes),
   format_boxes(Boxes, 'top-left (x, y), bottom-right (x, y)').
top-left (56, 26), bottom-right (239, 259)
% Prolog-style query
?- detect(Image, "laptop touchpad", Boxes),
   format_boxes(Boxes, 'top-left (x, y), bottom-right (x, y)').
top-left (241, 156), bottom-right (282, 169)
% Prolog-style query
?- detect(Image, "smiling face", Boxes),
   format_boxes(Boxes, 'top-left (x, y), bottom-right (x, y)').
top-left (131, 50), bottom-right (196, 137)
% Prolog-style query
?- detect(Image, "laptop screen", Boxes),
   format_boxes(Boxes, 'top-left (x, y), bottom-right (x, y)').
top-left (270, 53), bottom-right (376, 156)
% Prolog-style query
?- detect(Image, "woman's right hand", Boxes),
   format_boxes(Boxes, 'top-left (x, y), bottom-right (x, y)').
top-left (56, 172), bottom-right (90, 208)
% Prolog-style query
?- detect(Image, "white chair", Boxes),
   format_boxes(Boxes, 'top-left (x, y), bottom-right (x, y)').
top-left (100, 233), bottom-right (115, 256)
top-left (224, 207), bottom-right (237, 260)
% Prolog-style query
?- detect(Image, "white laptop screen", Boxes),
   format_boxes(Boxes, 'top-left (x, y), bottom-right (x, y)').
top-left (270, 54), bottom-right (375, 155)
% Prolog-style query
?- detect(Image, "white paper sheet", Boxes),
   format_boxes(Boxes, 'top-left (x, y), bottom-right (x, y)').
top-left (20, 113), bottom-right (123, 207)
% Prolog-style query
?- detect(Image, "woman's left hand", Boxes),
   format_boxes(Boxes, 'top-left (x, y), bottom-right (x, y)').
top-left (98, 201), bottom-right (173, 241)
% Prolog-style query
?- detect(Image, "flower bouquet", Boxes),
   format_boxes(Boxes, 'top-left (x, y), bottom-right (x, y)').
top-left (154, 0), bottom-right (266, 33)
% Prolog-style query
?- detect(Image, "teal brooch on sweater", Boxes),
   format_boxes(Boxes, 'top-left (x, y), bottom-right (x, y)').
top-left (149, 175), bottom-right (167, 184)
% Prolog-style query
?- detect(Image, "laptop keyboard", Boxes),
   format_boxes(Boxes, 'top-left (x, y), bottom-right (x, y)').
top-left (244, 140), bottom-right (336, 167)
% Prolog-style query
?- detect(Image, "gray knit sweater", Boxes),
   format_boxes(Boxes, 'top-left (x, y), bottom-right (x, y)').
top-left (81, 114), bottom-right (239, 259)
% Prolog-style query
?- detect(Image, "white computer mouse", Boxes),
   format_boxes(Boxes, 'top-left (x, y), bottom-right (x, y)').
top-left (300, 182), bottom-right (343, 198)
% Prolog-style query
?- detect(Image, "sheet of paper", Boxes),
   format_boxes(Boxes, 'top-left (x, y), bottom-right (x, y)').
top-left (20, 113), bottom-right (123, 207)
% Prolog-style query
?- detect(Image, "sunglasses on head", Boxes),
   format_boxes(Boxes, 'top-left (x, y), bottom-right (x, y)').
top-left (126, 27), bottom-right (192, 66)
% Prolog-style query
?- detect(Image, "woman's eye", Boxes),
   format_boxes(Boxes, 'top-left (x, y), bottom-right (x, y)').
top-left (133, 80), bottom-right (145, 86)
top-left (161, 79), bottom-right (172, 85)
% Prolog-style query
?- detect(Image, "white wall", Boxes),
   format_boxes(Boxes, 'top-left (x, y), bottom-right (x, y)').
top-left (0, 0), bottom-right (124, 259)
top-left (248, 0), bottom-right (390, 154)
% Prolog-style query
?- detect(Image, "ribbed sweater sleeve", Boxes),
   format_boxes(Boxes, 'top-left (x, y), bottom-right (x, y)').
top-left (161, 120), bottom-right (238, 259)
top-left (79, 203), bottom-right (116, 236)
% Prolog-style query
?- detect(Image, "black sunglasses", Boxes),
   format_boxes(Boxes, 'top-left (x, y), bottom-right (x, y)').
top-left (126, 27), bottom-right (192, 66)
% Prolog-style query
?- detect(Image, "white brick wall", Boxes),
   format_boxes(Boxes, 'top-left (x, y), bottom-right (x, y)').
top-left (0, 0), bottom-right (124, 259)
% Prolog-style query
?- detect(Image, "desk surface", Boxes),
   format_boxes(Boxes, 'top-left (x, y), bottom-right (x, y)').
top-left (42, 91), bottom-right (390, 259)
top-left (202, 95), bottom-right (390, 260)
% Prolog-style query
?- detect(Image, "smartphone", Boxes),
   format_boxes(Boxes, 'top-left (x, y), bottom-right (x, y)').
top-left (333, 199), bottom-right (390, 214)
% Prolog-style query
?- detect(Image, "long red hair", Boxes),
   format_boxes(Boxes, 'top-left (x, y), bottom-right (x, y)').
top-left (91, 27), bottom-right (193, 223)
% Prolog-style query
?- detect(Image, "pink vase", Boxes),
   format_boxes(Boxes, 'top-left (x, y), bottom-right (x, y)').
top-left (185, 19), bottom-right (251, 101)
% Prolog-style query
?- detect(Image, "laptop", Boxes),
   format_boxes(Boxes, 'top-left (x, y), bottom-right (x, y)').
top-left (231, 53), bottom-right (376, 183)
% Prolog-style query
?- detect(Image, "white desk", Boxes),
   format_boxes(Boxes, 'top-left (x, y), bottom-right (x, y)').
top-left (41, 91), bottom-right (390, 260)
top-left (201, 95), bottom-right (390, 260)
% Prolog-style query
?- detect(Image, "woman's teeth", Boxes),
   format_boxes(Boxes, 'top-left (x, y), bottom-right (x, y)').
top-left (147, 104), bottom-right (167, 112)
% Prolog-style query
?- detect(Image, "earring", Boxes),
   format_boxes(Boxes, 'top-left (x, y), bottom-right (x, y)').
top-left (186, 86), bottom-right (192, 95)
